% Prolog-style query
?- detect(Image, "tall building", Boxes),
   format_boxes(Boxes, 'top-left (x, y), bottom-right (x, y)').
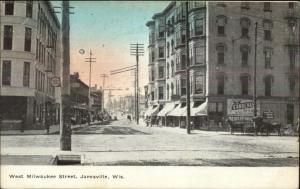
top-left (145, 2), bottom-right (299, 128)
top-left (0, 1), bottom-right (61, 129)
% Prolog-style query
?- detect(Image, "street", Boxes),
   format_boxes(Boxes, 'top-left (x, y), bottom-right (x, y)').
top-left (1, 118), bottom-right (298, 166)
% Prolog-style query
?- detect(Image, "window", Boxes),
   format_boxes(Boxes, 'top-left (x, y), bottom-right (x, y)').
top-left (158, 66), bottom-right (164, 78)
top-left (167, 63), bottom-right (169, 79)
top-left (264, 76), bottom-right (272, 96)
top-left (23, 62), bottom-right (30, 87)
top-left (159, 25), bottom-right (165, 38)
top-left (158, 87), bottom-right (164, 100)
top-left (240, 75), bottom-right (249, 95)
top-left (263, 2), bottom-right (271, 11)
top-left (151, 51), bottom-right (155, 62)
top-left (5, 1), bottom-right (14, 15)
top-left (181, 30), bottom-right (186, 44)
top-left (264, 48), bottom-right (272, 68)
top-left (241, 28), bottom-right (249, 38)
top-left (3, 25), bottom-right (13, 50)
top-left (181, 54), bottom-right (186, 69)
top-left (264, 30), bottom-right (271, 41)
top-left (181, 79), bottom-right (186, 95)
top-left (195, 73), bottom-right (204, 94)
top-left (151, 91), bottom-right (154, 101)
top-left (216, 15), bottom-right (227, 36)
top-left (288, 46), bottom-right (296, 69)
top-left (151, 70), bottom-right (155, 81)
top-left (159, 47), bottom-right (164, 58)
top-left (24, 27), bottom-right (32, 52)
top-left (216, 43), bottom-right (225, 65)
top-left (195, 46), bottom-right (205, 64)
top-left (171, 40), bottom-right (174, 54)
top-left (217, 74), bottom-right (225, 95)
top-left (26, 1), bottom-right (33, 18)
top-left (167, 42), bottom-right (170, 57)
top-left (289, 77), bottom-right (296, 93)
top-left (241, 2), bottom-right (250, 9)
top-left (240, 17), bottom-right (250, 38)
top-left (195, 18), bottom-right (204, 36)
top-left (2, 61), bottom-right (11, 85)
top-left (167, 84), bottom-right (169, 99)
top-left (171, 83), bottom-right (174, 96)
top-left (241, 51), bottom-right (248, 66)
top-left (171, 61), bottom-right (174, 76)
top-left (289, 2), bottom-right (294, 9)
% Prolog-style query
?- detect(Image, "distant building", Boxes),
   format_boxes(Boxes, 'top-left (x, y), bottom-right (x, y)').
top-left (145, 2), bottom-right (299, 128)
top-left (0, 1), bottom-right (61, 129)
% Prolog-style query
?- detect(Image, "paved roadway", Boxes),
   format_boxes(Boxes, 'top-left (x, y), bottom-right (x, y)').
top-left (1, 118), bottom-right (299, 166)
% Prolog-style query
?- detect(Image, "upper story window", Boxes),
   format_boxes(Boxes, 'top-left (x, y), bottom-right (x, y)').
top-left (263, 19), bottom-right (273, 41)
top-left (167, 63), bottom-right (170, 79)
top-left (171, 83), bottom-right (174, 95)
top-left (171, 40), bottom-right (174, 54)
top-left (240, 45), bottom-right (250, 66)
top-left (217, 73), bottom-right (225, 95)
top-left (181, 54), bottom-right (186, 69)
top-left (181, 78), bottom-right (186, 96)
top-left (2, 60), bottom-right (12, 86)
top-left (194, 72), bottom-right (204, 94)
top-left (289, 77), bottom-right (296, 93)
top-left (216, 15), bottom-right (227, 36)
top-left (288, 46), bottom-right (296, 69)
top-left (158, 66), bottom-right (164, 78)
top-left (151, 51), bottom-right (155, 62)
top-left (195, 46), bottom-right (205, 64)
top-left (195, 18), bottom-right (204, 36)
top-left (216, 43), bottom-right (226, 65)
top-left (158, 47), bottom-right (164, 58)
top-left (241, 2), bottom-right (250, 10)
top-left (240, 17), bottom-right (250, 39)
top-left (158, 86), bottom-right (164, 100)
top-left (26, 1), bottom-right (33, 18)
top-left (23, 62), bottom-right (30, 87)
top-left (167, 42), bottom-right (170, 57)
top-left (264, 47), bottom-right (272, 68)
top-left (263, 2), bottom-right (271, 12)
top-left (151, 69), bottom-right (155, 81)
top-left (167, 84), bottom-right (169, 99)
top-left (158, 25), bottom-right (165, 38)
top-left (171, 61), bottom-right (174, 76)
top-left (288, 2), bottom-right (294, 9)
top-left (24, 27), bottom-right (32, 52)
top-left (3, 25), bottom-right (13, 50)
top-left (240, 74), bottom-right (250, 95)
top-left (5, 1), bottom-right (14, 15)
top-left (264, 75), bottom-right (273, 96)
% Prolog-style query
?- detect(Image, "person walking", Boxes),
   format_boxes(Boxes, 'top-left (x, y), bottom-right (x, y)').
top-left (45, 113), bottom-right (51, 134)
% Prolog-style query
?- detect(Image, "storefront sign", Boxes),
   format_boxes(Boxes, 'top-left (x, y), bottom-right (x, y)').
top-left (263, 110), bottom-right (274, 119)
top-left (227, 99), bottom-right (260, 122)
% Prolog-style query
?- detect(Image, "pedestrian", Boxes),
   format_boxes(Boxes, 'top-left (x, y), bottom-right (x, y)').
top-left (45, 113), bottom-right (51, 134)
top-left (87, 114), bottom-right (90, 126)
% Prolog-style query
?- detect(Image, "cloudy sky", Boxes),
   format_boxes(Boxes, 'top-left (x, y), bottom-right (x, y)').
top-left (52, 1), bottom-right (170, 97)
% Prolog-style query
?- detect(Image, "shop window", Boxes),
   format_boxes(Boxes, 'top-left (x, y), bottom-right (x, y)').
top-left (3, 25), bottom-right (13, 50)
top-left (5, 1), bottom-right (14, 15)
top-left (2, 60), bottom-right (11, 86)
top-left (287, 104), bottom-right (294, 124)
top-left (181, 79), bottom-right (186, 95)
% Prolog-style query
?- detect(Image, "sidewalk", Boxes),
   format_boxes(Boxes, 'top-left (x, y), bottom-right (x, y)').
top-left (0, 121), bottom-right (105, 135)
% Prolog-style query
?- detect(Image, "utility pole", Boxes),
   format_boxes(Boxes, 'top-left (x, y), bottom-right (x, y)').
top-left (130, 43), bottom-right (144, 125)
top-left (253, 22), bottom-right (258, 118)
top-left (100, 74), bottom-right (108, 112)
top-left (185, 2), bottom-right (191, 134)
top-left (85, 50), bottom-right (96, 123)
top-left (60, 1), bottom-right (74, 151)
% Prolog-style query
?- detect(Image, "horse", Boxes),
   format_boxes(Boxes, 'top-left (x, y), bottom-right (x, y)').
top-left (224, 117), bottom-right (245, 135)
top-left (252, 116), bottom-right (281, 136)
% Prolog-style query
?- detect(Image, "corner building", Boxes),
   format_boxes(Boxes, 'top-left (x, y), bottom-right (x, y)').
top-left (145, 1), bottom-right (299, 128)
top-left (0, 1), bottom-right (61, 129)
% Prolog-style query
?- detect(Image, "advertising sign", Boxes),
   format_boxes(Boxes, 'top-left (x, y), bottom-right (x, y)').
top-left (227, 99), bottom-right (260, 122)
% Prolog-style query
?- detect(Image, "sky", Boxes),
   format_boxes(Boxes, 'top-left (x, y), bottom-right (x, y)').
top-left (51, 1), bottom-right (170, 97)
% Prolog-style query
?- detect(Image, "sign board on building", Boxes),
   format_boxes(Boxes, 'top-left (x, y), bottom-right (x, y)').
top-left (51, 77), bottom-right (61, 87)
top-left (227, 99), bottom-right (260, 122)
top-left (263, 110), bottom-right (274, 119)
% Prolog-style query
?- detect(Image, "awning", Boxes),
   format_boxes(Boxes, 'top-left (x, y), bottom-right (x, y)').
top-left (167, 103), bottom-right (186, 116)
top-left (194, 101), bottom-right (208, 116)
top-left (144, 105), bottom-right (160, 117)
top-left (157, 103), bottom-right (176, 117)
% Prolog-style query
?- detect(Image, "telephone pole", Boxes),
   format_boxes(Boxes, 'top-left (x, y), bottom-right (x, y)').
top-left (185, 2), bottom-right (191, 134)
top-left (60, 1), bottom-right (74, 151)
top-left (130, 43), bottom-right (144, 125)
top-left (85, 50), bottom-right (96, 121)
top-left (253, 22), bottom-right (258, 117)
top-left (100, 74), bottom-right (108, 112)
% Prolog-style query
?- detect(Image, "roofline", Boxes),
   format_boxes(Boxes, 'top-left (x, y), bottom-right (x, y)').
top-left (45, 1), bottom-right (61, 29)
top-left (152, 1), bottom-right (176, 19)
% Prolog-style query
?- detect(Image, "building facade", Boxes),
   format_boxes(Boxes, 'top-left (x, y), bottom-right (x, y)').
top-left (0, 1), bottom-right (61, 129)
top-left (146, 1), bottom-right (299, 128)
